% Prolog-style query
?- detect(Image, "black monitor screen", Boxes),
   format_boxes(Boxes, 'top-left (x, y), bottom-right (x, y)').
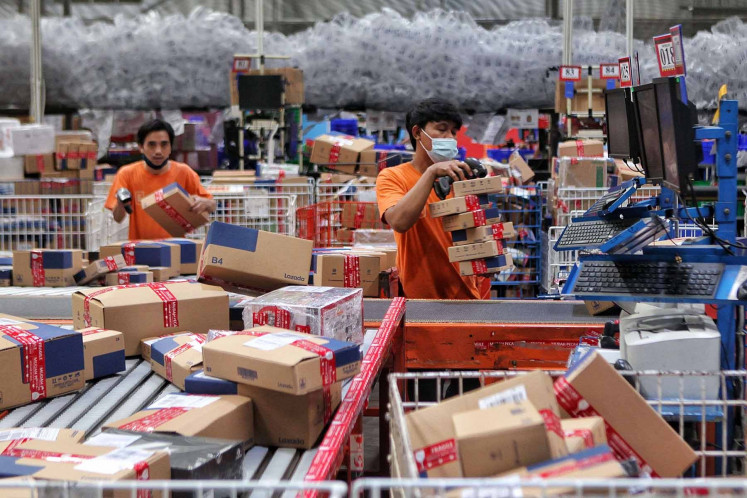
top-left (655, 81), bottom-right (679, 190)
top-left (238, 75), bottom-right (284, 110)
top-left (635, 86), bottom-right (664, 180)
top-left (606, 89), bottom-right (631, 159)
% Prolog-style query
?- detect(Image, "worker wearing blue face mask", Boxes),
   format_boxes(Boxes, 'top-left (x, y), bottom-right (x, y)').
top-left (376, 98), bottom-right (489, 299)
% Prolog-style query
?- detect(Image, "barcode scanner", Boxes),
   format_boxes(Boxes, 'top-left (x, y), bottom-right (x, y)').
top-left (433, 158), bottom-right (487, 200)
top-left (116, 188), bottom-right (133, 214)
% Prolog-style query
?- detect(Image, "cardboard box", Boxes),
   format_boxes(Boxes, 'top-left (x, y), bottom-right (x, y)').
top-left (230, 67), bottom-right (304, 106)
top-left (0, 427), bottom-right (84, 444)
top-left (452, 176), bottom-right (504, 197)
top-left (148, 333), bottom-right (207, 390)
top-left (451, 222), bottom-right (516, 246)
top-left (561, 416), bottom-right (607, 454)
top-left (242, 286), bottom-right (364, 344)
top-left (352, 229), bottom-right (395, 246)
top-left (79, 327), bottom-right (126, 381)
top-left (584, 300), bottom-right (617, 316)
top-left (140, 332), bottom-right (195, 363)
top-left (555, 350), bottom-right (698, 476)
top-left (405, 371), bottom-right (566, 478)
top-left (315, 253), bottom-right (380, 297)
top-left (310, 134), bottom-right (373, 167)
top-left (554, 78), bottom-right (609, 114)
top-left (337, 228), bottom-right (355, 244)
top-left (341, 202), bottom-right (380, 229)
top-left (557, 157), bottom-right (610, 189)
top-left (558, 139), bottom-right (605, 158)
top-left (140, 183), bottom-right (210, 237)
top-left (185, 370), bottom-right (342, 449)
top-left (151, 266), bottom-right (179, 282)
top-left (12, 249), bottom-right (83, 287)
top-left (509, 150), bottom-right (536, 184)
top-left (202, 326), bottom-right (361, 395)
top-left (100, 241), bottom-right (180, 274)
top-left (440, 207), bottom-right (502, 232)
top-left (0, 266), bottom-right (12, 286)
top-left (13, 180), bottom-right (40, 196)
top-left (72, 281), bottom-right (229, 355)
top-left (429, 194), bottom-right (490, 218)
top-left (0, 314), bottom-right (85, 410)
top-left (198, 221), bottom-right (313, 292)
top-left (74, 255), bottom-right (127, 285)
top-left (24, 154), bottom-right (54, 174)
top-left (8, 125), bottom-right (55, 155)
top-left (454, 400), bottom-right (553, 477)
top-left (104, 393), bottom-right (254, 442)
top-left (448, 240), bottom-right (505, 263)
top-left (104, 270), bottom-right (154, 285)
top-left (162, 238), bottom-right (203, 274)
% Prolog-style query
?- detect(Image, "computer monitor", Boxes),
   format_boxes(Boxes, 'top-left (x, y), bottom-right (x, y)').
top-left (605, 88), bottom-right (641, 162)
top-left (653, 77), bottom-right (699, 196)
top-left (632, 84), bottom-right (665, 181)
top-left (237, 74), bottom-right (284, 110)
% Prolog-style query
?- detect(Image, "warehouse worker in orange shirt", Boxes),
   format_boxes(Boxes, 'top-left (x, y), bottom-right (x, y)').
top-left (376, 98), bottom-right (490, 299)
top-left (105, 119), bottom-right (216, 240)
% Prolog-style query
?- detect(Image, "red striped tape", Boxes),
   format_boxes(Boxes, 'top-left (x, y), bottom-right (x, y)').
top-left (0, 325), bottom-right (47, 401)
top-left (154, 190), bottom-right (195, 233)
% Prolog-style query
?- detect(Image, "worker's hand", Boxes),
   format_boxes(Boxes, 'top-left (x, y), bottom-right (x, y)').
top-left (427, 160), bottom-right (472, 183)
top-left (190, 196), bottom-right (214, 215)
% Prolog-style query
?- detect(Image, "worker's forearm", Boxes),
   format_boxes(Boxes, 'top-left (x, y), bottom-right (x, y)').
top-left (384, 168), bottom-right (436, 232)
top-left (112, 203), bottom-right (126, 223)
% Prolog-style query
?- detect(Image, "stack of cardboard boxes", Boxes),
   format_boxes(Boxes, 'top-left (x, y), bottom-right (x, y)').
top-left (312, 246), bottom-right (397, 297)
top-left (430, 176), bottom-right (515, 276)
top-left (310, 134), bottom-right (412, 178)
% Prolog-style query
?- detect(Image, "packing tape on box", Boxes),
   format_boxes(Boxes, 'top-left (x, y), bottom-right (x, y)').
top-left (35, 154), bottom-right (45, 173)
top-left (83, 282), bottom-right (179, 329)
top-left (104, 256), bottom-right (120, 271)
top-left (472, 210), bottom-right (487, 227)
top-left (464, 195), bottom-right (480, 211)
top-left (469, 260), bottom-right (488, 275)
top-left (81, 328), bottom-right (108, 336)
top-left (328, 143), bottom-right (341, 164)
top-left (164, 335), bottom-right (205, 382)
top-left (343, 255), bottom-right (361, 288)
top-left (123, 243), bottom-right (137, 265)
top-left (575, 140), bottom-right (585, 156)
top-left (554, 376), bottom-right (658, 477)
top-left (115, 272), bottom-right (132, 284)
top-left (252, 306), bottom-right (293, 329)
top-left (354, 204), bottom-right (365, 229)
top-left (30, 250), bottom-right (45, 287)
top-left (1, 325), bottom-right (47, 401)
top-left (154, 189), bottom-right (196, 233)
top-left (119, 406), bottom-right (190, 432)
top-left (538, 409), bottom-right (564, 439)
top-left (1, 439), bottom-right (92, 463)
top-left (565, 429), bottom-right (595, 449)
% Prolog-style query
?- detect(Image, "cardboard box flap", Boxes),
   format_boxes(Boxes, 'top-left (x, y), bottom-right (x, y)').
top-left (453, 402), bottom-right (544, 439)
top-left (204, 221), bottom-right (260, 251)
top-left (185, 370), bottom-right (239, 395)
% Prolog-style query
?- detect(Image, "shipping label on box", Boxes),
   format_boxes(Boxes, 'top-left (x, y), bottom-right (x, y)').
top-left (441, 207), bottom-right (502, 232)
top-left (554, 350), bottom-right (697, 477)
top-left (452, 176), bottom-right (504, 197)
top-left (72, 281), bottom-right (228, 355)
top-left (104, 393), bottom-right (254, 442)
top-left (558, 139), bottom-right (605, 158)
top-left (78, 327), bottom-right (126, 381)
top-left (0, 427), bottom-right (84, 445)
top-left (561, 416), bottom-right (607, 454)
top-left (12, 249), bottom-right (83, 287)
top-left (405, 371), bottom-right (567, 478)
top-left (104, 271), bottom-right (154, 285)
top-left (310, 134), bottom-right (373, 167)
top-left (429, 194), bottom-right (490, 218)
top-left (148, 333), bottom-right (207, 390)
top-left (0, 314), bottom-right (85, 410)
top-left (202, 326), bottom-right (361, 395)
top-left (451, 222), bottom-right (517, 246)
top-left (74, 255), bottom-right (127, 286)
top-left (161, 238), bottom-right (203, 274)
top-left (198, 221), bottom-right (313, 292)
top-left (141, 183), bottom-right (210, 237)
top-left (448, 240), bottom-right (505, 263)
top-left (315, 253), bottom-right (380, 297)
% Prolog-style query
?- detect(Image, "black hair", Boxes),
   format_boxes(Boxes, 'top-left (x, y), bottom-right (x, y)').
top-left (137, 119), bottom-right (175, 146)
top-left (405, 98), bottom-right (463, 150)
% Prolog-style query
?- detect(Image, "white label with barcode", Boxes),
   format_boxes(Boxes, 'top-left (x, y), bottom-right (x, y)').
top-left (478, 385), bottom-right (528, 409)
top-left (75, 447), bottom-right (154, 475)
top-left (148, 393), bottom-right (217, 409)
top-left (244, 332), bottom-right (300, 351)
top-left (84, 433), bottom-right (141, 448)
top-left (0, 428), bottom-right (60, 442)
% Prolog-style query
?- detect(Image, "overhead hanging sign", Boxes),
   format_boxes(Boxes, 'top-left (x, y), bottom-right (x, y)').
top-left (507, 109), bottom-right (539, 129)
top-left (653, 34), bottom-right (677, 77)
top-left (618, 57), bottom-right (632, 88)
top-left (669, 24), bottom-right (686, 76)
top-left (599, 64), bottom-right (620, 79)
top-left (559, 66), bottom-right (582, 82)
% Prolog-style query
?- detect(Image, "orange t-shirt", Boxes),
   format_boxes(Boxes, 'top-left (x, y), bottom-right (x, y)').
top-left (376, 162), bottom-right (488, 300)
top-left (105, 160), bottom-right (212, 240)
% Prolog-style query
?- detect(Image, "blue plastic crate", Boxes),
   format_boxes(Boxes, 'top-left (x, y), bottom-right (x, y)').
top-left (330, 119), bottom-right (358, 137)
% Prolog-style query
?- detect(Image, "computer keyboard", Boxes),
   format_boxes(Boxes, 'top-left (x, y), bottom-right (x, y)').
top-left (585, 189), bottom-right (627, 217)
top-left (555, 218), bottom-right (639, 249)
top-left (573, 260), bottom-right (724, 299)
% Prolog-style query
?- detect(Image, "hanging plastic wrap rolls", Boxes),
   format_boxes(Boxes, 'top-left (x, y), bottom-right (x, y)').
top-left (0, 8), bottom-right (745, 111)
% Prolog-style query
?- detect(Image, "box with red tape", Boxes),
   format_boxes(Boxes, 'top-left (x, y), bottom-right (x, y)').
top-left (140, 182), bottom-right (210, 237)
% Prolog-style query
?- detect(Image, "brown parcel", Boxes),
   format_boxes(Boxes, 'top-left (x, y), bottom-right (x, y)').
top-left (105, 393), bottom-right (254, 442)
top-left (104, 270), bottom-right (155, 286)
top-left (310, 134), bottom-right (373, 167)
top-left (561, 416), bottom-right (607, 454)
top-left (508, 150), bottom-right (536, 184)
top-left (428, 195), bottom-right (490, 218)
top-left (451, 222), bottom-right (517, 246)
top-left (448, 239), bottom-right (505, 263)
top-left (556, 350), bottom-right (698, 477)
top-left (141, 185), bottom-right (210, 237)
top-left (441, 209), bottom-right (502, 232)
top-left (79, 327), bottom-right (126, 381)
top-left (453, 400), bottom-right (552, 478)
top-left (406, 371), bottom-right (567, 478)
top-left (72, 281), bottom-right (229, 355)
top-left (340, 202), bottom-right (380, 229)
top-left (584, 300), bottom-right (616, 316)
top-left (99, 241), bottom-right (181, 279)
top-left (24, 153), bottom-right (54, 174)
top-left (557, 157), bottom-right (609, 189)
top-left (557, 139), bottom-right (605, 158)
top-left (315, 252), bottom-right (380, 297)
top-left (451, 176), bottom-right (504, 197)
top-left (12, 249), bottom-right (84, 287)
top-left (202, 326), bottom-right (361, 395)
top-left (75, 254), bottom-right (127, 285)
top-left (148, 333), bottom-right (206, 390)
top-left (140, 332), bottom-right (197, 363)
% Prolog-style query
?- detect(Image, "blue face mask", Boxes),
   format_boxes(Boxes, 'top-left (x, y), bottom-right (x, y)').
top-left (420, 129), bottom-right (458, 163)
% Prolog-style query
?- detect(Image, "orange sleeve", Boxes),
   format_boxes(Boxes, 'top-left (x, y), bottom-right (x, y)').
top-left (104, 167), bottom-right (129, 211)
top-left (188, 169), bottom-right (213, 199)
top-left (376, 169), bottom-right (406, 223)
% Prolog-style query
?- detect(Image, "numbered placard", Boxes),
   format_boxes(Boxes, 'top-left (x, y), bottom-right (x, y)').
top-left (669, 24), bottom-right (686, 76)
top-left (618, 57), bottom-right (632, 88)
top-left (654, 34), bottom-right (677, 77)
top-left (559, 65), bottom-right (582, 81)
top-left (599, 63), bottom-right (620, 79)
top-left (232, 56), bottom-right (252, 73)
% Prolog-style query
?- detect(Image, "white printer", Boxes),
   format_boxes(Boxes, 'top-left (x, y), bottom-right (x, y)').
top-left (620, 305), bottom-right (720, 400)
